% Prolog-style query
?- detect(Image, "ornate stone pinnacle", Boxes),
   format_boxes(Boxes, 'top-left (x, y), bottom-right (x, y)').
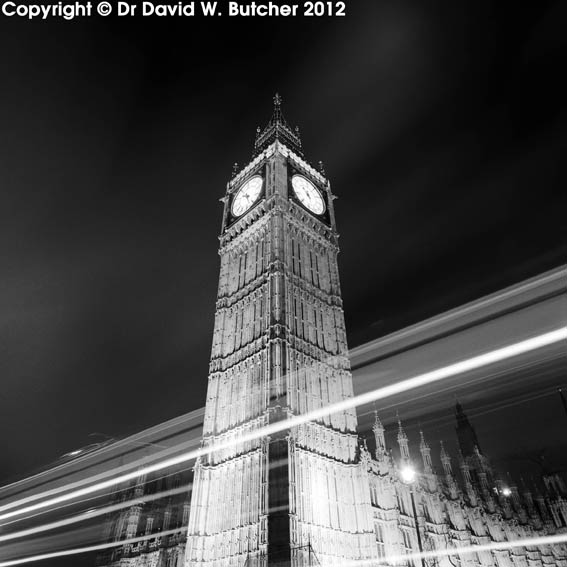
top-left (272, 93), bottom-right (283, 125)
top-left (396, 412), bottom-right (407, 441)
top-left (252, 93), bottom-right (304, 157)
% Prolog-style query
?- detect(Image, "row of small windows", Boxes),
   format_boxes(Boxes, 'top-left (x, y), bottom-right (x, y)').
top-left (221, 235), bottom-right (335, 298)
top-left (289, 236), bottom-right (332, 293)
top-left (112, 503), bottom-right (189, 541)
top-left (188, 456), bottom-right (263, 540)
top-left (287, 360), bottom-right (354, 431)
top-left (205, 361), bottom-right (266, 434)
top-left (211, 291), bottom-right (343, 359)
top-left (212, 295), bottom-right (267, 358)
top-left (289, 295), bottom-right (341, 354)
top-left (293, 452), bottom-right (372, 533)
top-left (222, 237), bottom-right (269, 296)
top-left (371, 520), bottom-right (527, 567)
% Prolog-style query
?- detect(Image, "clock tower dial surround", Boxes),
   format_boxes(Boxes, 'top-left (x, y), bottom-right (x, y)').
top-left (231, 175), bottom-right (264, 217)
top-left (186, 96), bottom-right (376, 567)
top-left (290, 173), bottom-right (326, 215)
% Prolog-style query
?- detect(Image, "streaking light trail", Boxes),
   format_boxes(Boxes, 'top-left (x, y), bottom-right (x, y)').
top-left (1, 531), bottom-right (567, 566)
top-left (337, 533), bottom-right (567, 567)
top-left (1, 328), bottom-right (565, 525)
top-left (0, 436), bottom-right (201, 515)
top-left (0, 527), bottom-right (186, 566)
top-left (0, 457), bottom-right (293, 543)
top-left (0, 485), bottom-right (191, 543)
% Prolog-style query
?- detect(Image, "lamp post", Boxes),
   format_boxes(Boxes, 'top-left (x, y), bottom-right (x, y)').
top-left (400, 465), bottom-right (426, 567)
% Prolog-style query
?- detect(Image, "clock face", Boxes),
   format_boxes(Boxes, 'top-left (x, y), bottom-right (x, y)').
top-left (291, 175), bottom-right (325, 215)
top-left (231, 176), bottom-right (263, 217)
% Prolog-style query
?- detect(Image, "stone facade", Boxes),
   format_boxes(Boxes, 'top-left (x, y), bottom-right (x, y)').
top-left (97, 97), bottom-right (567, 567)
top-left (186, 94), bottom-right (375, 567)
top-left (366, 411), bottom-right (567, 567)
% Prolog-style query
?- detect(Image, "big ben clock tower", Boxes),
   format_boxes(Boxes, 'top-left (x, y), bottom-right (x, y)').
top-left (185, 95), bottom-right (376, 566)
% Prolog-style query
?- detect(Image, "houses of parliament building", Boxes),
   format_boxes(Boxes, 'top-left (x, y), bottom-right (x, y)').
top-left (96, 96), bottom-right (567, 567)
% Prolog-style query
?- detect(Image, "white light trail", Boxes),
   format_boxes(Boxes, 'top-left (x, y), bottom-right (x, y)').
top-left (0, 457), bottom-right (292, 543)
top-left (1, 327), bottom-right (565, 524)
top-left (0, 527), bottom-right (185, 566)
top-left (0, 468), bottom-right (176, 530)
top-left (2, 531), bottom-right (567, 567)
top-left (331, 533), bottom-right (567, 567)
top-left (0, 485), bottom-right (191, 543)
top-left (0, 437), bottom-right (200, 515)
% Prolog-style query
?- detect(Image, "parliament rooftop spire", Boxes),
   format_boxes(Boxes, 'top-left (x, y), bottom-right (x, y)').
top-left (253, 93), bottom-right (303, 157)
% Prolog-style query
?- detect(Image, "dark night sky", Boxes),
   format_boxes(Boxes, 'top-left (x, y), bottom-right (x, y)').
top-left (0, 0), bottom-right (566, 490)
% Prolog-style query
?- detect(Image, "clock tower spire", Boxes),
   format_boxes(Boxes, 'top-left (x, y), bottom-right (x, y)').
top-left (253, 93), bottom-right (304, 158)
top-left (186, 96), bottom-right (376, 567)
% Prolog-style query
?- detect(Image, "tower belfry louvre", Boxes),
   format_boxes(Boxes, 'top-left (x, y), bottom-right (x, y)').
top-left (185, 94), bottom-right (377, 566)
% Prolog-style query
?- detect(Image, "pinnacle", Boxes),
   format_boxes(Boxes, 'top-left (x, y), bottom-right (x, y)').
top-left (396, 411), bottom-right (407, 440)
top-left (419, 429), bottom-right (429, 450)
top-left (372, 406), bottom-right (384, 430)
top-left (253, 93), bottom-right (304, 158)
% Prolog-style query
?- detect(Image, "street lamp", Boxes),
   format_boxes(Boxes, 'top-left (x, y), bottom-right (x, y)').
top-left (400, 465), bottom-right (417, 484)
top-left (400, 464), bottom-right (426, 567)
